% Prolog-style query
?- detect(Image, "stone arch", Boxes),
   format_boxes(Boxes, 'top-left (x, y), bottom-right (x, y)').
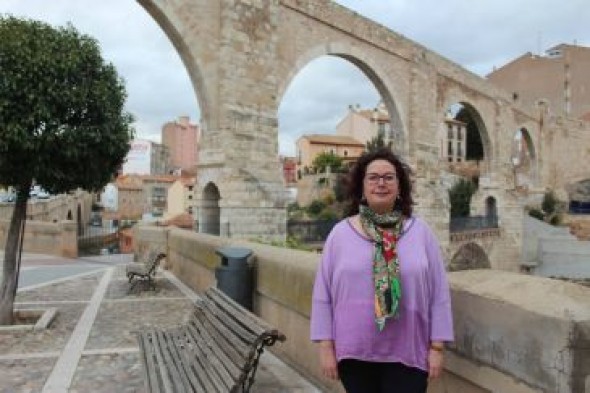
top-left (200, 182), bottom-right (221, 236)
top-left (455, 102), bottom-right (491, 163)
top-left (512, 127), bottom-right (538, 187)
top-left (440, 98), bottom-right (493, 175)
top-left (137, 0), bottom-right (214, 131)
top-left (277, 43), bottom-right (408, 156)
top-left (450, 242), bottom-right (491, 271)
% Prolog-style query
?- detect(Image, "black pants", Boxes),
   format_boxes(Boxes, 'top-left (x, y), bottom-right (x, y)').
top-left (338, 359), bottom-right (428, 393)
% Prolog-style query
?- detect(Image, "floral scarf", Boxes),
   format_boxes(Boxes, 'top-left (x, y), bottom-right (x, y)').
top-left (359, 204), bottom-right (404, 331)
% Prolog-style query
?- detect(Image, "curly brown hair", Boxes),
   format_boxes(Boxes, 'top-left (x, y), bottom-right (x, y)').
top-left (344, 148), bottom-right (413, 217)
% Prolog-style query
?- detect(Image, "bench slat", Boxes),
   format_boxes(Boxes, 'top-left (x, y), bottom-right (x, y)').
top-left (154, 330), bottom-right (184, 393)
top-left (199, 299), bottom-right (259, 348)
top-left (206, 287), bottom-right (285, 342)
top-left (139, 330), bottom-right (162, 393)
top-left (170, 328), bottom-right (216, 392)
top-left (190, 309), bottom-right (248, 375)
top-left (185, 322), bottom-right (236, 391)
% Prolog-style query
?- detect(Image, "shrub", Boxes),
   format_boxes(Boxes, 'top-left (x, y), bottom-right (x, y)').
top-left (307, 200), bottom-right (326, 217)
top-left (528, 208), bottom-right (544, 221)
top-left (542, 191), bottom-right (558, 215)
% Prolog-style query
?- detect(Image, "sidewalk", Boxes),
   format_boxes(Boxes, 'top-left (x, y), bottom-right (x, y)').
top-left (0, 253), bottom-right (320, 393)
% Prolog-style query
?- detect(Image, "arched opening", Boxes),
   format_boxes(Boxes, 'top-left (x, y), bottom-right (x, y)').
top-left (67, 210), bottom-right (73, 221)
top-left (279, 54), bottom-right (405, 212)
top-left (200, 182), bottom-right (220, 236)
top-left (511, 127), bottom-right (537, 191)
top-left (450, 242), bottom-right (491, 271)
top-left (485, 196), bottom-right (498, 227)
top-left (77, 204), bottom-right (82, 236)
top-left (441, 102), bottom-right (489, 184)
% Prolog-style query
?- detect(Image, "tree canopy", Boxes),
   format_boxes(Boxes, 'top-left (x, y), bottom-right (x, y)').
top-left (0, 16), bottom-right (134, 324)
top-left (0, 16), bottom-right (134, 193)
top-left (449, 178), bottom-right (477, 218)
top-left (312, 151), bottom-right (343, 173)
top-left (365, 131), bottom-right (392, 153)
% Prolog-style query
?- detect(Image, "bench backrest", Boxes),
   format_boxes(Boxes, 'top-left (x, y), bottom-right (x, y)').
top-left (189, 287), bottom-right (286, 391)
top-left (146, 252), bottom-right (166, 276)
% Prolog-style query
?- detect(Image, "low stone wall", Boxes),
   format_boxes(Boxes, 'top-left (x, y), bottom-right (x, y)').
top-left (524, 216), bottom-right (590, 278)
top-left (0, 219), bottom-right (77, 258)
top-left (135, 226), bottom-right (590, 393)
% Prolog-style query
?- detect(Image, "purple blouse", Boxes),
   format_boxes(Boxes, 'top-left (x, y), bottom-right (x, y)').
top-left (310, 216), bottom-right (453, 372)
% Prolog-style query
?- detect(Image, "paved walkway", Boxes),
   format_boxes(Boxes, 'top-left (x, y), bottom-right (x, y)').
top-left (0, 253), bottom-right (320, 393)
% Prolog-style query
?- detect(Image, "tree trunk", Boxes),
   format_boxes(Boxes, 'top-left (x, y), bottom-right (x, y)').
top-left (0, 182), bottom-right (31, 325)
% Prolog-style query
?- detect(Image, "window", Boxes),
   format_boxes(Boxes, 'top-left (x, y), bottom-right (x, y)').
top-left (447, 141), bottom-right (453, 156)
top-left (447, 124), bottom-right (453, 140)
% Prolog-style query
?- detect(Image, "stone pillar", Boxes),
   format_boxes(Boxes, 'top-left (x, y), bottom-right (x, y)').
top-left (59, 220), bottom-right (77, 258)
top-left (195, 0), bottom-right (287, 241)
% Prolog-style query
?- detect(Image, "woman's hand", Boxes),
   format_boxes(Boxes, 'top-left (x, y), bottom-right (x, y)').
top-left (318, 340), bottom-right (339, 380)
top-left (428, 346), bottom-right (444, 379)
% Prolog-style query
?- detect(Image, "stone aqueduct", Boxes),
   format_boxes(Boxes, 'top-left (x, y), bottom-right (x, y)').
top-left (138, 0), bottom-right (590, 270)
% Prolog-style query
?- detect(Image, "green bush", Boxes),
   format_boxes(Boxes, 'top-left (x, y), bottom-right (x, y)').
top-left (318, 208), bottom-right (338, 220)
top-left (528, 208), bottom-right (544, 221)
top-left (542, 191), bottom-right (558, 215)
top-left (307, 200), bottom-right (326, 217)
top-left (449, 179), bottom-right (477, 218)
top-left (548, 214), bottom-right (561, 226)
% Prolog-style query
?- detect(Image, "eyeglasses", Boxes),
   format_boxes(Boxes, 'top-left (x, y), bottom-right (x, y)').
top-left (365, 173), bottom-right (397, 185)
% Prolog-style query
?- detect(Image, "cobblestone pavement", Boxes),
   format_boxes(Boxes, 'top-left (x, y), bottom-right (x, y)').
top-left (0, 256), bottom-right (320, 393)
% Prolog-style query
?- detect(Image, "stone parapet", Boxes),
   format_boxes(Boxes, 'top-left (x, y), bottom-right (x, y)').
top-left (0, 219), bottom-right (78, 258)
top-left (135, 226), bottom-right (590, 393)
top-left (450, 270), bottom-right (590, 393)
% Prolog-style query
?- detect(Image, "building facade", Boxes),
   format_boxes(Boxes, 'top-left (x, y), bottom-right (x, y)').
top-left (162, 116), bottom-right (200, 172)
top-left (122, 139), bottom-right (170, 175)
top-left (336, 102), bottom-right (395, 145)
top-left (166, 177), bottom-right (196, 218)
top-left (296, 134), bottom-right (364, 175)
top-left (487, 44), bottom-right (590, 119)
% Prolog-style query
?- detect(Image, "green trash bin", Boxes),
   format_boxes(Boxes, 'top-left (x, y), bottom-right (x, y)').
top-left (215, 247), bottom-right (253, 310)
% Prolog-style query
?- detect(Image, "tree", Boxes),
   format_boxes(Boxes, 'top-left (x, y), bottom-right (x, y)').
top-left (449, 179), bottom-right (477, 218)
top-left (365, 132), bottom-right (393, 153)
top-left (0, 17), bottom-right (134, 324)
top-left (312, 152), bottom-right (343, 173)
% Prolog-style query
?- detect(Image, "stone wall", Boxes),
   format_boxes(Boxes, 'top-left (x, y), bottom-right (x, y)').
top-left (523, 215), bottom-right (590, 278)
top-left (136, 226), bottom-right (590, 393)
top-left (0, 219), bottom-right (77, 258)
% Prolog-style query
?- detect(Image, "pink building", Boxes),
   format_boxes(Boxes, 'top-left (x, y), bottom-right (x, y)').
top-left (162, 116), bottom-right (200, 172)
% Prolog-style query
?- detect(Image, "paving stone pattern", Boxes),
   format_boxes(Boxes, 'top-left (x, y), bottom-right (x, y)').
top-left (1, 260), bottom-right (319, 392)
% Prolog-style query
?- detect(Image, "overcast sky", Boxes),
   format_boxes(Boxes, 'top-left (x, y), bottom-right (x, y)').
top-left (2, 0), bottom-right (588, 156)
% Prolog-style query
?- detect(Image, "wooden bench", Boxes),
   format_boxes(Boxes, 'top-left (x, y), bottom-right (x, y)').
top-left (137, 286), bottom-right (286, 393)
top-left (126, 251), bottom-right (166, 292)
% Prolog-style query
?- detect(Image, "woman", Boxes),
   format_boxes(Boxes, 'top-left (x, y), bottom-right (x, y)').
top-left (310, 148), bottom-right (453, 393)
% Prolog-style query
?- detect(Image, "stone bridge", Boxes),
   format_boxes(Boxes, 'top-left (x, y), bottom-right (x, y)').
top-left (137, 0), bottom-right (590, 270)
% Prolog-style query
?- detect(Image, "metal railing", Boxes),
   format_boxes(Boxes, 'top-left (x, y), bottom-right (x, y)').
top-left (287, 219), bottom-right (339, 243)
top-left (78, 226), bottom-right (119, 256)
top-left (449, 215), bottom-right (498, 233)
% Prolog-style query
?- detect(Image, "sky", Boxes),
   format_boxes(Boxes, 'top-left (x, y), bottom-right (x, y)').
top-left (2, 0), bottom-right (589, 156)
